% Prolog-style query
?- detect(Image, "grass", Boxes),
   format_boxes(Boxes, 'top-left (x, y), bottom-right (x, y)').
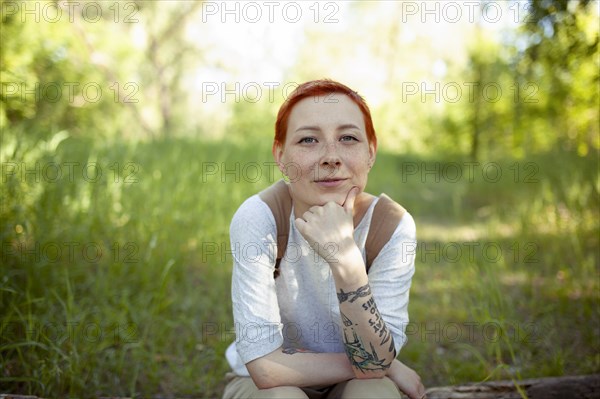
top-left (1, 133), bottom-right (598, 398)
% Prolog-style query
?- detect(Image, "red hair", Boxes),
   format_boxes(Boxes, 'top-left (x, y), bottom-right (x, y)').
top-left (274, 79), bottom-right (377, 149)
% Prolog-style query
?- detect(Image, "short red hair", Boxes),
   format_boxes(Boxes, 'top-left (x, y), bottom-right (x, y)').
top-left (274, 79), bottom-right (377, 149)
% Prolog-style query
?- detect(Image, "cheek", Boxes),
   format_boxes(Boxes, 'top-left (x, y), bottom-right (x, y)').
top-left (280, 155), bottom-right (311, 181)
top-left (289, 154), bottom-right (318, 173)
top-left (348, 153), bottom-right (371, 172)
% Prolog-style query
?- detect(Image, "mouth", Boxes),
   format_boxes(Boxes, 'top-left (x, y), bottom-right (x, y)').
top-left (314, 178), bottom-right (348, 187)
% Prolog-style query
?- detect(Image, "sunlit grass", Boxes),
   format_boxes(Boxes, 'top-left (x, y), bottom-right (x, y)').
top-left (1, 135), bottom-right (598, 397)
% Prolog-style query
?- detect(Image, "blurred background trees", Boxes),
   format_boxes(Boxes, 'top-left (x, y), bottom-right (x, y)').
top-left (2, 0), bottom-right (597, 156)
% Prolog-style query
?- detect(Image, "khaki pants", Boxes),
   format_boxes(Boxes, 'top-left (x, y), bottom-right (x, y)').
top-left (222, 372), bottom-right (405, 399)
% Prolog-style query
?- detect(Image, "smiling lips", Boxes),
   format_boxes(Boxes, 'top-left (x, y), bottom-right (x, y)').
top-left (314, 178), bottom-right (347, 187)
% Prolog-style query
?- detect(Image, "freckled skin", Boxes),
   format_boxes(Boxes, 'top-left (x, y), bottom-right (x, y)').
top-left (272, 94), bottom-right (376, 220)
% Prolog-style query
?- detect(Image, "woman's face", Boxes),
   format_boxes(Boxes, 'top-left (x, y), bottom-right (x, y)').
top-left (273, 93), bottom-right (376, 217)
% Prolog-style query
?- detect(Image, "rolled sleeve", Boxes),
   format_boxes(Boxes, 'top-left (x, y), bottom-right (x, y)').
top-left (230, 196), bottom-right (283, 364)
top-left (367, 212), bottom-right (417, 354)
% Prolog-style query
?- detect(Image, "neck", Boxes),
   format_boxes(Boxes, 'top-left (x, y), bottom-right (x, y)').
top-left (353, 192), bottom-right (376, 227)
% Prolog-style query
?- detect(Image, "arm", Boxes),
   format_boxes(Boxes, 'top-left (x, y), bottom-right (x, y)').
top-left (328, 217), bottom-right (425, 398)
top-left (247, 347), bottom-right (355, 389)
top-left (295, 187), bottom-right (424, 396)
top-left (247, 347), bottom-right (425, 397)
top-left (295, 188), bottom-right (397, 379)
top-left (331, 244), bottom-right (397, 379)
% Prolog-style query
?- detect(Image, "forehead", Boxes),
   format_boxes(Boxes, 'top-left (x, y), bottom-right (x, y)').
top-left (287, 94), bottom-right (365, 131)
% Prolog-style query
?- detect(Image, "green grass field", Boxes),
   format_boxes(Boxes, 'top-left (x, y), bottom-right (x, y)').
top-left (1, 134), bottom-right (598, 398)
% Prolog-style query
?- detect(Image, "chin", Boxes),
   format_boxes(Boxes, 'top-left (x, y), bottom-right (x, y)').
top-left (317, 193), bottom-right (345, 206)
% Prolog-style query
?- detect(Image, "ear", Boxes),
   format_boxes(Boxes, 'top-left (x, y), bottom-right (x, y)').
top-left (272, 141), bottom-right (285, 173)
top-left (368, 141), bottom-right (377, 169)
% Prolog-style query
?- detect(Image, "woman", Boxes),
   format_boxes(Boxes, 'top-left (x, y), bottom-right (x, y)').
top-left (223, 79), bottom-right (426, 399)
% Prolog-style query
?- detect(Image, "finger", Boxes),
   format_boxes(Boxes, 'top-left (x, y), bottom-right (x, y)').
top-left (294, 218), bottom-right (318, 249)
top-left (302, 210), bottom-right (318, 222)
top-left (343, 186), bottom-right (359, 212)
top-left (309, 205), bottom-right (322, 214)
top-left (294, 218), bottom-right (307, 235)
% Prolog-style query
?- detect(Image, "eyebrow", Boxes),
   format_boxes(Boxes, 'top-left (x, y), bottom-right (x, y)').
top-left (293, 124), bottom-right (362, 134)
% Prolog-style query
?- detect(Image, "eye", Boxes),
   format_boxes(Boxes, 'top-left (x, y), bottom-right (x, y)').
top-left (299, 137), bottom-right (317, 144)
top-left (340, 135), bottom-right (358, 142)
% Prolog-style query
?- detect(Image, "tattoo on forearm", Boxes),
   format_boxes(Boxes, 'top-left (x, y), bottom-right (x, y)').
top-left (341, 311), bottom-right (353, 327)
top-left (362, 296), bottom-right (396, 353)
top-left (338, 285), bottom-right (396, 370)
top-left (282, 347), bottom-right (317, 355)
top-left (341, 311), bottom-right (392, 372)
top-left (337, 284), bottom-right (371, 303)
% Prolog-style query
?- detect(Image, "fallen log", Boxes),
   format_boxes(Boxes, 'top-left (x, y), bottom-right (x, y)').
top-left (425, 374), bottom-right (600, 399)
top-left (1, 374), bottom-right (599, 399)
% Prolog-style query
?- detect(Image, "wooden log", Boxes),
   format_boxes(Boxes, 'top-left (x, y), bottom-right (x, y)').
top-left (2, 374), bottom-right (599, 399)
top-left (425, 374), bottom-right (600, 399)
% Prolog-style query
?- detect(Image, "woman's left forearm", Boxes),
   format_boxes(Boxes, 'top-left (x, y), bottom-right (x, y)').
top-left (330, 243), bottom-right (397, 379)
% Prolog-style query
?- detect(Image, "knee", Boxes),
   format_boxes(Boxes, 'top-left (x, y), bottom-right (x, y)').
top-left (250, 385), bottom-right (309, 399)
top-left (341, 376), bottom-right (403, 399)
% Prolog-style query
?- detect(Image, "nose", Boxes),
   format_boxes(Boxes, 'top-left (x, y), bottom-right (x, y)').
top-left (320, 142), bottom-right (342, 168)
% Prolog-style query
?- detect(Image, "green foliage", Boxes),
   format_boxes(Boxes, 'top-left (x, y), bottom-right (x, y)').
top-left (0, 1), bottom-right (132, 139)
top-left (517, 0), bottom-right (599, 156)
top-left (1, 134), bottom-right (598, 397)
top-left (437, 0), bottom-right (600, 160)
top-left (1, 133), bottom-right (267, 397)
top-left (227, 96), bottom-right (278, 146)
top-left (2, 1), bottom-right (597, 157)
